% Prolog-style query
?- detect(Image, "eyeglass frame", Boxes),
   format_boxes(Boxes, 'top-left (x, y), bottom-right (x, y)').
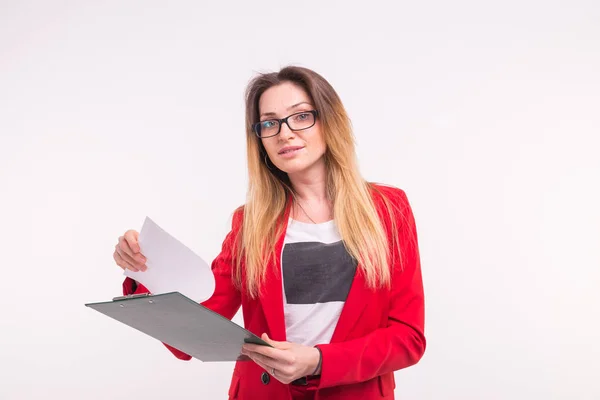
top-left (252, 110), bottom-right (319, 138)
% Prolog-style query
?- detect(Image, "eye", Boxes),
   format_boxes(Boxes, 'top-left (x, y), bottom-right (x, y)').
top-left (293, 112), bottom-right (310, 122)
top-left (261, 120), bottom-right (277, 129)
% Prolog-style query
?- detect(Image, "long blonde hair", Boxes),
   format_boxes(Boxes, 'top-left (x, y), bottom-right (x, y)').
top-left (235, 66), bottom-right (400, 298)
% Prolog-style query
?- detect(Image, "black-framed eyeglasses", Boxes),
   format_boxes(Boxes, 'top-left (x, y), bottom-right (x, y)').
top-left (252, 110), bottom-right (318, 138)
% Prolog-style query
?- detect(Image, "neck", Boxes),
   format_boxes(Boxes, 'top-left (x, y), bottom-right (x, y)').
top-left (288, 162), bottom-right (328, 203)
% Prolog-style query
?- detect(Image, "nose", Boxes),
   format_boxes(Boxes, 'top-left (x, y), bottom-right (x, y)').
top-left (278, 121), bottom-right (295, 141)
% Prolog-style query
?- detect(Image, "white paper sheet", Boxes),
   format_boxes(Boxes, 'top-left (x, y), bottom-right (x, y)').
top-left (124, 217), bottom-right (215, 303)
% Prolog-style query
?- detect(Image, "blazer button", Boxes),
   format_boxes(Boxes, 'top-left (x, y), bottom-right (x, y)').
top-left (261, 371), bottom-right (270, 385)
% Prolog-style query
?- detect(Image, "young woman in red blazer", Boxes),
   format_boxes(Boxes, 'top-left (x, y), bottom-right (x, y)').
top-left (113, 66), bottom-right (426, 399)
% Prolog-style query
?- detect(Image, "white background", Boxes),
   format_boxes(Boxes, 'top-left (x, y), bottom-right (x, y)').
top-left (1, 1), bottom-right (599, 399)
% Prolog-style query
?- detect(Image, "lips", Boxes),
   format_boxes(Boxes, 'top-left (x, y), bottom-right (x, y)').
top-left (278, 146), bottom-right (304, 155)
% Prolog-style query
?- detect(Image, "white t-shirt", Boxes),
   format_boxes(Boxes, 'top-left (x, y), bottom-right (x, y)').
top-left (281, 218), bottom-right (357, 347)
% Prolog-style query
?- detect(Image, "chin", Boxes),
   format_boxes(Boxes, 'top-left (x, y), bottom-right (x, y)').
top-left (274, 160), bottom-right (316, 176)
top-left (276, 151), bottom-right (327, 173)
top-left (275, 164), bottom-right (303, 175)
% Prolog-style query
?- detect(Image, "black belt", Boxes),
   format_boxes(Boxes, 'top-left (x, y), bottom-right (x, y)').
top-left (291, 377), bottom-right (308, 386)
top-left (291, 374), bottom-right (322, 386)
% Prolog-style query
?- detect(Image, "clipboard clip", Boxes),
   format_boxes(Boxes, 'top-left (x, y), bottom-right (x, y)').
top-left (112, 293), bottom-right (151, 301)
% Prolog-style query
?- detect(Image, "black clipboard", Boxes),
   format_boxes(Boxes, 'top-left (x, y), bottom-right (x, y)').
top-left (85, 291), bottom-right (271, 362)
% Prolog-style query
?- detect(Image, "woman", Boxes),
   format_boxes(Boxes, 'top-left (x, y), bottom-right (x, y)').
top-left (113, 66), bottom-right (426, 399)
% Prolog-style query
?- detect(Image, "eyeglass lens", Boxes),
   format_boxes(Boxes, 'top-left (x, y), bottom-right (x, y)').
top-left (258, 111), bottom-right (315, 137)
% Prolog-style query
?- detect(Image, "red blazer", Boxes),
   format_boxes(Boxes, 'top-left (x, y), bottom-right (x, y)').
top-left (123, 184), bottom-right (426, 399)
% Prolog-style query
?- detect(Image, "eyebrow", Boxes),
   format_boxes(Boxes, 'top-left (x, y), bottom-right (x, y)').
top-left (260, 102), bottom-right (313, 119)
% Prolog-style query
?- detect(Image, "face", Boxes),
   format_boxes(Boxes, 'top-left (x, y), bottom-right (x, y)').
top-left (258, 82), bottom-right (327, 178)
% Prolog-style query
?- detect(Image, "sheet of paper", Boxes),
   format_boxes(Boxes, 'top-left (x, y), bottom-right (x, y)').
top-left (124, 217), bottom-right (215, 303)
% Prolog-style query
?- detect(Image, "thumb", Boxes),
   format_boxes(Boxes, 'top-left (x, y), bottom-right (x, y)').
top-left (261, 333), bottom-right (274, 343)
top-left (261, 333), bottom-right (289, 349)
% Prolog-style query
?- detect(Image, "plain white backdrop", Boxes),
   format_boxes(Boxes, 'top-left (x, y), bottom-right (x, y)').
top-left (1, 1), bottom-right (599, 399)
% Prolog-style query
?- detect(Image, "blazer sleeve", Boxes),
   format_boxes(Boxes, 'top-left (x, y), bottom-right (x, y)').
top-left (315, 189), bottom-right (426, 388)
top-left (121, 208), bottom-right (244, 361)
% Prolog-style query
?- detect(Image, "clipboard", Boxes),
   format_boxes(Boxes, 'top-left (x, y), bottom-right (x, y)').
top-left (85, 291), bottom-right (271, 362)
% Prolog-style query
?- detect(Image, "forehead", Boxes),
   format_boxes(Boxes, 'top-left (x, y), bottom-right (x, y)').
top-left (258, 82), bottom-right (312, 115)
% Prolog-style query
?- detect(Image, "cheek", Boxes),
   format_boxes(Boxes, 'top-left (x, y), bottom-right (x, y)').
top-left (261, 140), bottom-right (276, 157)
top-left (263, 142), bottom-right (285, 165)
top-left (318, 135), bottom-right (327, 151)
top-left (312, 128), bottom-right (327, 153)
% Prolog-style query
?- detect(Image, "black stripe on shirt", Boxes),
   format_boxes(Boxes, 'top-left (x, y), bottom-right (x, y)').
top-left (282, 241), bottom-right (357, 304)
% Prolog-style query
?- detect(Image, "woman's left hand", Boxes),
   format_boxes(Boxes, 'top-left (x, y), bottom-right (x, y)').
top-left (241, 333), bottom-right (321, 384)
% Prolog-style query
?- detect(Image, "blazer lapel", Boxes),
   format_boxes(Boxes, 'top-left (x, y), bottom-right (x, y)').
top-left (258, 200), bottom-right (291, 342)
top-left (257, 197), bottom-right (372, 344)
top-left (329, 265), bottom-right (371, 343)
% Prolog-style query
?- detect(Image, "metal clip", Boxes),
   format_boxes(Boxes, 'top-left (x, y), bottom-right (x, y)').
top-left (112, 293), bottom-right (151, 301)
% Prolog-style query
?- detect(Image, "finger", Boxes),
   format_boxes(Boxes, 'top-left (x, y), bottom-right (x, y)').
top-left (244, 351), bottom-right (281, 370)
top-left (261, 333), bottom-right (287, 348)
top-left (261, 333), bottom-right (292, 350)
top-left (124, 230), bottom-right (141, 254)
top-left (117, 236), bottom-right (135, 259)
top-left (117, 239), bottom-right (147, 268)
top-left (244, 346), bottom-right (294, 367)
top-left (113, 251), bottom-right (126, 270)
top-left (245, 351), bottom-right (275, 369)
top-left (244, 335), bottom-right (288, 352)
top-left (243, 343), bottom-right (292, 363)
top-left (114, 249), bottom-right (140, 272)
top-left (115, 243), bottom-right (142, 269)
top-left (246, 355), bottom-right (290, 384)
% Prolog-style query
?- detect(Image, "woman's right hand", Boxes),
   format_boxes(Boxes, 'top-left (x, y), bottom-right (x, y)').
top-left (113, 229), bottom-right (147, 272)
